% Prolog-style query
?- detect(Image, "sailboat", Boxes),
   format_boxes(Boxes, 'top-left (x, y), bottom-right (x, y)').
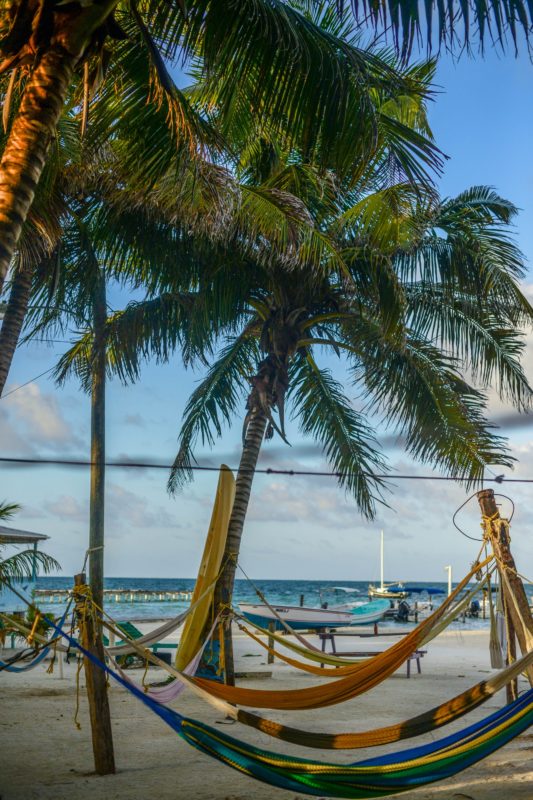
top-left (367, 530), bottom-right (410, 600)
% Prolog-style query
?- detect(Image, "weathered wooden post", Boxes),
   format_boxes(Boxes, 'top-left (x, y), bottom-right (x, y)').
top-left (267, 621), bottom-right (275, 665)
top-left (476, 488), bottom-right (533, 688)
top-left (74, 572), bottom-right (115, 773)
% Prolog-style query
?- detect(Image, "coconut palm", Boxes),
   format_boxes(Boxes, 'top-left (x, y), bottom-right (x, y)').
top-left (0, 105), bottom-right (80, 395)
top-left (0, 502), bottom-right (60, 583)
top-left (0, 0), bottom-right (449, 292)
top-left (95, 177), bottom-right (532, 682)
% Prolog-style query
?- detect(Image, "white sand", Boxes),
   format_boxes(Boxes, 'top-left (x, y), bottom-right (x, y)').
top-left (1, 626), bottom-right (532, 800)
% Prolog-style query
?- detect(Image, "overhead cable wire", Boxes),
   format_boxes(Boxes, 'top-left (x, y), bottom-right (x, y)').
top-left (0, 368), bottom-right (55, 399)
top-left (0, 455), bottom-right (515, 482)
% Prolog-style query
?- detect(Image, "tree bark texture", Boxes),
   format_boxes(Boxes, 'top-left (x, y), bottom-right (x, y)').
top-left (214, 412), bottom-right (268, 685)
top-left (0, 0), bottom-right (121, 292)
top-left (0, 260), bottom-right (32, 396)
top-left (477, 488), bottom-right (533, 686)
top-left (0, 48), bottom-right (76, 290)
top-left (84, 269), bottom-right (115, 774)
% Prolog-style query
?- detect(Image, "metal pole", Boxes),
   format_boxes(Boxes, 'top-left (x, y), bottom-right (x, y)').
top-left (444, 565), bottom-right (452, 596)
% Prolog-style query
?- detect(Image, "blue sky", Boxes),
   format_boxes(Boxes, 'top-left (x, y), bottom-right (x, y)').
top-left (1, 48), bottom-right (533, 583)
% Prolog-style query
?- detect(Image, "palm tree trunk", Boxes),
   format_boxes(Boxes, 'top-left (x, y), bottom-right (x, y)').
top-left (0, 47), bottom-right (77, 291)
top-left (84, 267), bottom-right (115, 774)
top-left (214, 411), bottom-right (268, 685)
top-left (0, 0), bottom-right (119, 292)
top-left (0, 260), bottom-right (32, 396)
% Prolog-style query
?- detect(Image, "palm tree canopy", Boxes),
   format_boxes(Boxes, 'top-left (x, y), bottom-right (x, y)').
top-left (71, 171), bottom-right (533, 520)
top-left (0, 0), bottom-right (446, 182)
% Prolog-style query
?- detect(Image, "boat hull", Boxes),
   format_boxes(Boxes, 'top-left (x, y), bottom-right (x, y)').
top-left (368, 584), bottom-right (410, 600)
top-left (239, 600), bottom-right (389, 631)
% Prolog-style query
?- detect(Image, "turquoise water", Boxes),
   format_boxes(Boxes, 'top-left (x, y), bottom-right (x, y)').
top-left (35, 576), bottom-right (528, 629)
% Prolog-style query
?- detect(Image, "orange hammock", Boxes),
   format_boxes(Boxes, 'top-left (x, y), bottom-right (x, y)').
top-left (194, 558), bottom-right (490, 710)
top-left (236, 644), bottom-right (533, 748)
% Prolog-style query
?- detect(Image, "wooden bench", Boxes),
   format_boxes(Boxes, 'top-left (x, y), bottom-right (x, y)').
top-left (318, 631), bottom-right (426, 677)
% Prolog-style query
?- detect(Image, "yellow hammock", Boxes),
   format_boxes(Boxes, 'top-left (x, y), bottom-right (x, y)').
top-left (194, 558), bottom-right (491, 710)
top-left (175, 465), bottom-right (235, 671)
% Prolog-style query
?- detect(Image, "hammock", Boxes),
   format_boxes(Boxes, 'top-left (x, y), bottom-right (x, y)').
top-left (0, 643), bottom-right (51, 672)
top-left (175, 465), bottom-right (235, 671)
top-left (47, 615), bottom-right (533, 799)
top-left (235, 644), bottom-right (533, 749)
top-left (179, 689), bottom-right (533, 798)
top-left (192, 560), bottom-right (489, 710)
top-left (234, 572), bottom-right (492, 678)
top-left (107, 618), bottom-right (220, 704)
top-left (100, 600), bottom-right (533, 752)
top-left (235, 569), bottom-right (493, 670)
top-left (0, 609), bottom-right (69, 672)
top-left (106, 609), bottom-right (190, 656)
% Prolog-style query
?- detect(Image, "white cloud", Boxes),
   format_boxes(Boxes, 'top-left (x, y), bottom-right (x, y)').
top-left (0, 405), bottom-right (34, 455)
top-left (106, 483), bottom-right (177, 531)
top-left (45, 494), bottom-right (87, 522)
top-left (123, 413), bottom-right (146, 428)
top-left (2, 383), bottom-right (84, 452)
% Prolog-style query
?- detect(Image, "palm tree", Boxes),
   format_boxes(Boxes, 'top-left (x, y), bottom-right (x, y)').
top-left (25, 209), bottom-right (119, 773)
top-left (0, 7), bottom-right (446, 399)
top-left (0, 0), bottom-right (449, 291)
top-left (0, 106), bottom-right (78, 395)
top-left (0, 502), bottom-right (60, 583)
top-left (100, 178), bottom-right (532, 683)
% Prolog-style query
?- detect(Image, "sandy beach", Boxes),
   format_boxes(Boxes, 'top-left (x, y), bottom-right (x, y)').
top-left (1, 626), bottom-right (532, 800)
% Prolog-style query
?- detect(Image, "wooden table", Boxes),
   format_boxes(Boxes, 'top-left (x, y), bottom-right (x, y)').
top-left (318, 631), bottom-right (426, 677)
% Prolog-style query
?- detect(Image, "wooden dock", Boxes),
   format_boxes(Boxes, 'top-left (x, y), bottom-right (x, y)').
top-left (33, 588), bottom-right (193, 604)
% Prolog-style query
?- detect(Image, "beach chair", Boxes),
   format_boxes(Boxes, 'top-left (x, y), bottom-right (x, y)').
top-left (104, 621), bottom-right (177, 667)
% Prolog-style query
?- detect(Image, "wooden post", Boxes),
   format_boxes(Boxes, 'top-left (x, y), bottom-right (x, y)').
top-left (505, 602), bottom-right (518, 703)
top-left (477, 489), bottom-right (533, 685)
top-left (79, 266), bottom-right (115, 774)
top-left (74, 573), bottom-right (115, 774)
top-left (267, 621), bottom-right (275, 665)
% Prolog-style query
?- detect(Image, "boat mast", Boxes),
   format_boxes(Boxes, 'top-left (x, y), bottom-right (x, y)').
top-left (380, 529), bottom-right (384, 591)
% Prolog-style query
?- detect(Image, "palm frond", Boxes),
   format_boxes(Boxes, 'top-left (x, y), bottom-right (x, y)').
top-left (406, 285), bottom-right (533, 410)
top-left (341, 0), bottom-right (532, 56)
top-left (289, 352), bottom-right (387, 518)
top-left (168, 332), bottom-right (261, 492)
top-left (0, 550), bottom-right (61, 582)
top-left (0, 501), bottom-right (20, 521)
top-left (354, 328), bottom-right (514, 484)
top-left (54, 335), bottom-right (94, 393)
top-left (177, 0), bottom-right (442, 181)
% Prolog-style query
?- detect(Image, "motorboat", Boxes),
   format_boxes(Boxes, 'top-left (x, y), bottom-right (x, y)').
top-left (238, 598), bottom-right (390, 631)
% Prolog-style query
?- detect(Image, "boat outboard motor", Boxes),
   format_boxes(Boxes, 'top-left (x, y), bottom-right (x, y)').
top-left (396, 599), bottom-right (411, 623)
top-left (469, 599), bottom-right (481, 618)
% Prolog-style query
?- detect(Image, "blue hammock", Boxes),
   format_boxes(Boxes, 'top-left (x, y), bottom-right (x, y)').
top-left (0, 609), bottom-right (68, 673)
top-left (44, 614), bottom-right (533, 799)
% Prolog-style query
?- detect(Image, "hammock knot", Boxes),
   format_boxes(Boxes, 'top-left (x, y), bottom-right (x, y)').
top-left (72, 582), bottom-right (98, 646)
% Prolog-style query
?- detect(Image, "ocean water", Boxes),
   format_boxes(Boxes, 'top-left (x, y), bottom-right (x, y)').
top-left (35, 576), bottom-right (530, 630)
